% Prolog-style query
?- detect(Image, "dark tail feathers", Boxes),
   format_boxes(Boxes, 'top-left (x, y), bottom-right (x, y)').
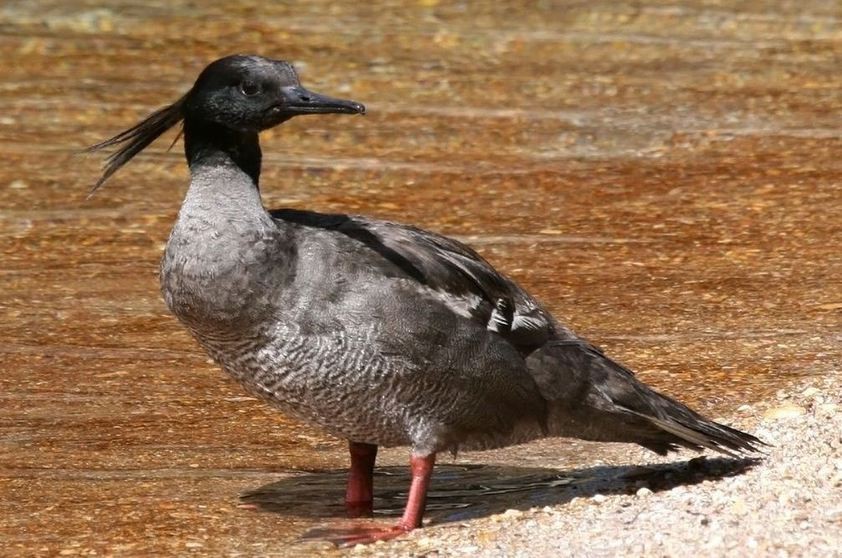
top-left (526, 340), bottom-right (766, 457)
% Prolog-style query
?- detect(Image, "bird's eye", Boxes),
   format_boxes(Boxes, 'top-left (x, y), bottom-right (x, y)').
top-left (240, 81), bottom-right (261, 96)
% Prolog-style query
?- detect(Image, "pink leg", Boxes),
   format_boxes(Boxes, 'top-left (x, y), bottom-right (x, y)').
top-left (345, 442), bottom-right (377, 517)
top-left (306, 452), bottom-right (437, 546)
top-left (397, 453), bottom-right (436, 529)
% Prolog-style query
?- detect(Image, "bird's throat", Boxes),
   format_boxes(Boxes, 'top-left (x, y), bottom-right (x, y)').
top-left (183, 119), bottom-right (262, 187)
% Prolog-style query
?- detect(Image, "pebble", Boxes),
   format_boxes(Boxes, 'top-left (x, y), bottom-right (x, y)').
top-left (801, 387), bottom-right (821, 398)
top-left (817, 403), bottom-right (838, 416)
top-left (636, 487), bottom-right (653, 497)
top-left (763, 404), bottom-right (806, 420)
top-left (731, 499), bottom-right (748, 515)
top-left (592, 494), bottom-right (607, 504)
top-left (491, 508), bottom-right (524, 523)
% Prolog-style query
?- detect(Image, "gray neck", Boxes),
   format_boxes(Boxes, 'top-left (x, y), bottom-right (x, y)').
top-left (185, 155), bottom-right (265, 216)
top-left (163, 152), bottom-right (289, 335)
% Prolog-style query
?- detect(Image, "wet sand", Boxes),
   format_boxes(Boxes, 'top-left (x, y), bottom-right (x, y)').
top-left (1, 1), bottom-right (840, 556)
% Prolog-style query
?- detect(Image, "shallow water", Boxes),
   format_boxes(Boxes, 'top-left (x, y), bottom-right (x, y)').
top-left (1, 1), bottom-right (840, 555)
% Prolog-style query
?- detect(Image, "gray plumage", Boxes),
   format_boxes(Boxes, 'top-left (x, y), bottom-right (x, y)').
top-left (89, 55), bottom-right (762, 522)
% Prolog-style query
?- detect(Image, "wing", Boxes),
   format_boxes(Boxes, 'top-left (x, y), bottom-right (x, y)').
top-left (270, 208), bottom-right (556, 355)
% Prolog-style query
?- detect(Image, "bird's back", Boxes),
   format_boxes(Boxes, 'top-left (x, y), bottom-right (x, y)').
top-left (263, 209), bottom-right (762, 457)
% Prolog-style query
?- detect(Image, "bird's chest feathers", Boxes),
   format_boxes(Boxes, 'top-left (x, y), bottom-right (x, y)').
top-left (161, 214), bottom-right (290, 331)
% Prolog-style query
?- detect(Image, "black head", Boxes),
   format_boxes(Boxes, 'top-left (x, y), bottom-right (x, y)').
top-left (184, 55), bottom-right (365, 132)
top-left (86, 55), bottom-right (365, 192)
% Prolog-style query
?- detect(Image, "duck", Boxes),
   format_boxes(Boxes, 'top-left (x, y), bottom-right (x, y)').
top-left (88, 54), bottom-right (762, 544)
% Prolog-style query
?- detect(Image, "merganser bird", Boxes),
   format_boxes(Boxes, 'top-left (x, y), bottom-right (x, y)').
top-left (88, 55), bottom-right (762, 544)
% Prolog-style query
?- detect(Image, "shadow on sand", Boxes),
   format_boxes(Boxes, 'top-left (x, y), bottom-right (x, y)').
top-left (240, 456), bottom-right (760, 528)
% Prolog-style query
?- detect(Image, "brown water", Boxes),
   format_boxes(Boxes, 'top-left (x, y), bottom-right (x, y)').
top-left (1, 1), bottom-right (840, 555)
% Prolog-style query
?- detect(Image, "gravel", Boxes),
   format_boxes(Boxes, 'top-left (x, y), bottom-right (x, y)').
top-left (348, 376), bottom-right (841, 557)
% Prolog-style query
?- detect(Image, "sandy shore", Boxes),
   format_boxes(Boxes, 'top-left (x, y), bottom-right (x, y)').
top-left (346, 376), bottom-right (841, 557)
